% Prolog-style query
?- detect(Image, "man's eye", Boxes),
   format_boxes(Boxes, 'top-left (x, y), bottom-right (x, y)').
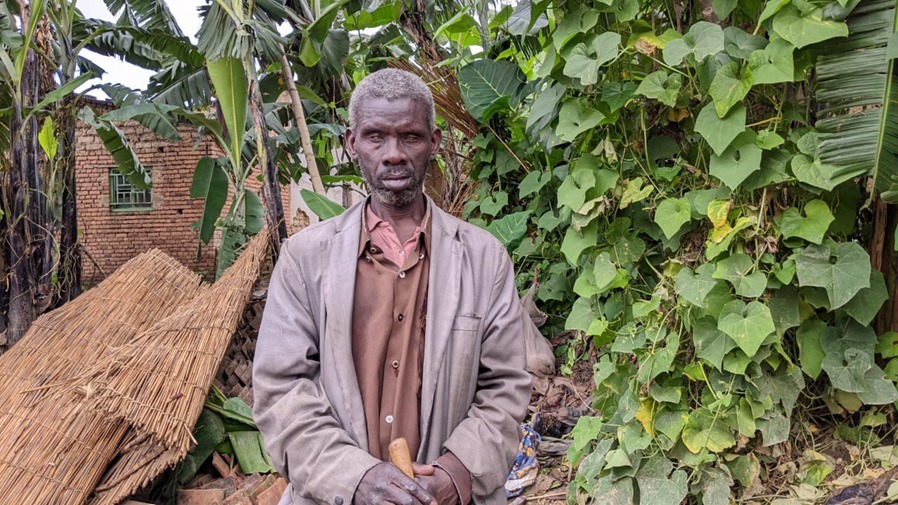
top-left (403, 136), bottom-right (421, 144)
top-left (367, 135), bottom-right (383, 143)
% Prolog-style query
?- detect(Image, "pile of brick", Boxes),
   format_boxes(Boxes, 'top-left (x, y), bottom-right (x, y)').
top-left (215, 281), bottom-right (268, 406)
top-left (173, 455), bottom-right (287, 505)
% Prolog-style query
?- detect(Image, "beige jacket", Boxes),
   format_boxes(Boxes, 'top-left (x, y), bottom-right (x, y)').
top-left (253, 199), bottom-right (533, 505)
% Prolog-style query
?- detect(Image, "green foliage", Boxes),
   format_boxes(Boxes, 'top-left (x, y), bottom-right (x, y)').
top-left (181, 389), bottom-right (275, 482)
top-left (445, 0), bottom-right (898, 502)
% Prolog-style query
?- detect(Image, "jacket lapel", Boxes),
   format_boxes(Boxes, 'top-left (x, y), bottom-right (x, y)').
top-left (322, 203), bottom-right (368, 449)
top-left (419, 204), bottom-right (462, 454)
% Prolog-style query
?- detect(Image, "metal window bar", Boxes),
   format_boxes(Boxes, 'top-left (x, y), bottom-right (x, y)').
top-left (109, 168), bottom-right (152, 211)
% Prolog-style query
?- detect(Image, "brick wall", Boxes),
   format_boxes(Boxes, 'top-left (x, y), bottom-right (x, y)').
top-left (76, 115), bottom-right (292, 284)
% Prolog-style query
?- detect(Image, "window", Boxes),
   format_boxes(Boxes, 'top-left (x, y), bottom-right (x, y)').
top-left (109, 167), bottom-right (152, 211)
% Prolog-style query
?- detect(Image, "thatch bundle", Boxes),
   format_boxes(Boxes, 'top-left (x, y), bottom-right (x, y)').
top-left (0, 250), bottom-right (205, 504)
top-left (64, 230), bottom-right (270, 504)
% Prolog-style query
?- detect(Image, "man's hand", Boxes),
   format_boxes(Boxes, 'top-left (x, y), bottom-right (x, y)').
top-left (354, 462), bottom-right (437, 505)
top-left (412, 464), bottom-right (459, 505)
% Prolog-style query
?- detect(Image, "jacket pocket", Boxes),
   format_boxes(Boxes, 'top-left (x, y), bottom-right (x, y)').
top-left (452, 314), bottom-right (482, 332)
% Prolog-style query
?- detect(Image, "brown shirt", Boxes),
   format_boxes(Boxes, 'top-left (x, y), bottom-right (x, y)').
top-left (351, 203), bottom-right (431, 460)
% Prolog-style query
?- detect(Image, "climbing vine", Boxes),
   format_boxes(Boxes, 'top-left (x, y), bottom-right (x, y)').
top-left (445, 0), bottom-right (898, 502)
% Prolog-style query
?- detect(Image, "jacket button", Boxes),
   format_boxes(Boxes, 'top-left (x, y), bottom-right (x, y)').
top-left (334, 497), bottom-right (344, 505)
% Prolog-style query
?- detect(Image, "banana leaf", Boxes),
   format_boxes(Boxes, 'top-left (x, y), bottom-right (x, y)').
top-left (815, 0), bottom-right (898, 199)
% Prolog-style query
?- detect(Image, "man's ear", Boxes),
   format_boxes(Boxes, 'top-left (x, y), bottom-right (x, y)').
top-left (345, 129), bottom-right (357, 159)
top-left (430, 128), bottom-right (442, 158)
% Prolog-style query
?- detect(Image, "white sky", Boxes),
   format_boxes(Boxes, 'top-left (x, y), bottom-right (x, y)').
top-left (78, 0), bottom-right (205, 97)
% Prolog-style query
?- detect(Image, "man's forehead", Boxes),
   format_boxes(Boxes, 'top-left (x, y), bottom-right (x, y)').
top-left (356, 95), bottom-right (424, 107)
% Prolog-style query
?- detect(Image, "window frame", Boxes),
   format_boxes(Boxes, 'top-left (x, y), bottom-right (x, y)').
top-left (108, 166), bottom-right (153, 212)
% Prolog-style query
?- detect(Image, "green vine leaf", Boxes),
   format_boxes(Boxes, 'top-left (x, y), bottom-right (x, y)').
top-left (558, 168), bottom-right (595, 211)
top-left (552, 8), bottom-right (600, 51)
top-left (619, 177), bottom-right (653, 208)
top-left (693, 318), bottom-right (736, 370)
top-left (842, 271), bottom-right (889, 326)
top-left (675, 263), bottom-right (719, 307)
top-left (561, 221), bottom-right (598, 265)
top-left (635, 456), bottom-right (688, 504)
top-left (771, 5), bottom-right (848, 49)
top-left (602, 81), bottom-right (638, 111)
top-left (593, 252), bottom-right (617, 292)
top-left (717, 300), bottom-right (776, 357)
top-left (790, 154), bottom-right (844, 191)
top-left (713, 253), bottom-right (767, 298)
top-left (823, 347), bottom-right (873, 393)
top-left (695, 102), bottom-right (746, 156)
top-left (709, 133), bottom-right (763, 190)
top-left (708, 62), bottom-right (753, 117)
top-left (654, 197), bottom-right (691, 239)
top-left (565, 297), bottom-right (599, 331)
top-left (723, 27), bottom-right (766, 59)
top-left (748, 39), bottom-right (795, 84)
top-left (480, 191), bottom-right (508, 216)
top-left (556, 99), bottom-right (606, 142)
top-left (518, 170), bottom-right (552, 199)
top-left (662, 21), bottom-right (725, 66)
top-left (562, 32), bottom-right (621, 85)
top-left (796, 318), bottom-right (831, 379)
top-left (458, 59), bottom-right (526, 121)
top-left (779, 199), bottom-right (834, 244)
top-left (636, 70), bottom-right (682, 107)
top-left (485, 210), bottom-right (531, 247)
top-left (794, 243), bottom-right (871, 309)
top-left (682, 408), bottom-right (736, 454)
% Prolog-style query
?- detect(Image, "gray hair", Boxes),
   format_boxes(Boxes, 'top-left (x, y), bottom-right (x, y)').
top-left (348, 68), bottom-right (436, 132)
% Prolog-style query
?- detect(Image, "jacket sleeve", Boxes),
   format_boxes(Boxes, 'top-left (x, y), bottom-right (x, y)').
top-left (253, 243), bottom-right (379, 505)
top-left (441, 249), bottom-right (533, 502)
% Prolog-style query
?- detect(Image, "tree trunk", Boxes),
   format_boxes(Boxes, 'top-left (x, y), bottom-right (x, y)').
top-left (248, 79), bottom-right (287, 249)
top-left (57, 94), bottom-right (80, 304)
top-left (280, 53), bottom-right (326, 195)
top-left (6, 50), bottom-right (42, 345)
top-left (873, 199), bottom-right (898, 334)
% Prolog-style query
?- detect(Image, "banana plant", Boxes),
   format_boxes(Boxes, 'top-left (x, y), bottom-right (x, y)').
top-left (814, 0), bottom-right (898, 199)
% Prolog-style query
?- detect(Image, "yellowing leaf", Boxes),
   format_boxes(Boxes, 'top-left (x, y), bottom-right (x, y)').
top-left (636, 398), bottom-right (656, 437)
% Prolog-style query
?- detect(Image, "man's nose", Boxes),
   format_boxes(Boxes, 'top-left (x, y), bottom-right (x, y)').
top-left (382, 137), bottom-right (406, 165)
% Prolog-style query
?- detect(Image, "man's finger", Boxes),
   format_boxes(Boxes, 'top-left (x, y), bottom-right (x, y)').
top-left (399, 476), bottom-right (436, 505)
top-left (411, 462), bottom-right (435, 476)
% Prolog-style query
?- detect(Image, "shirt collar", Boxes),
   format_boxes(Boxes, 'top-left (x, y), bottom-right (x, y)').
top-left (358, 196), bottom-right (432, 258)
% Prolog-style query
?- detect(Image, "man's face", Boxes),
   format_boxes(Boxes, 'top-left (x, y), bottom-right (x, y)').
top-left (346, 97), bottom-right (441, 209)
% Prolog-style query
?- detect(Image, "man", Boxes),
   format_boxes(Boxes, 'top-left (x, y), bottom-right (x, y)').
top-left (253, 68), bottom-right (532, 505)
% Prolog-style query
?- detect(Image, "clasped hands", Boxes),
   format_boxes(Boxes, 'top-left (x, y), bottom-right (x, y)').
top-left (353, 461), bottom-right (458, 505)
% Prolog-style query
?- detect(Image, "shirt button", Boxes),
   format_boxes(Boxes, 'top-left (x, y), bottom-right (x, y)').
top-left (385, 415), bottom-right (394, 424)
top-left (365, 255), bottom-right (372, 262)
top-left (419, 253), bottom-right (425, 259)
top-left (398, 314), bottom-right (404, 322)
top-left (399, 250), bottom-right (405, 256)
top-left (399, 271), bottom-right (406, 279)
top-left (370, 247), bottom-right (377, 253)
top-left (392, 360), bottom-right (400, 369)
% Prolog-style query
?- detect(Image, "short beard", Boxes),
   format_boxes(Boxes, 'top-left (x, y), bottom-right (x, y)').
top-left (361, 165), bottom-right (426, 208)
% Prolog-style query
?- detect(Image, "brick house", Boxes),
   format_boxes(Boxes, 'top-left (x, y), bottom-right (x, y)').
top-left (75, 101), bottom-right (315, 283)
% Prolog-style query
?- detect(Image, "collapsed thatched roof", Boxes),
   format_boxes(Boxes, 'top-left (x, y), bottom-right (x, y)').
top-left (0, 230), bottom-right (268, 504)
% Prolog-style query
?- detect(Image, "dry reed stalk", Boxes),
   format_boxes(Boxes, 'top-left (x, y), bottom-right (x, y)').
top-left (0, 250), bottom-right (205, 504)
top-left (88, 431), bottom-right (179, 505)
top-left (55, 230), bottom-right (269, 503)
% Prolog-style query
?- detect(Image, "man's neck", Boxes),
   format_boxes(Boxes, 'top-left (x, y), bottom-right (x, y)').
top-left (368, 195), bottom-right (427, 243)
